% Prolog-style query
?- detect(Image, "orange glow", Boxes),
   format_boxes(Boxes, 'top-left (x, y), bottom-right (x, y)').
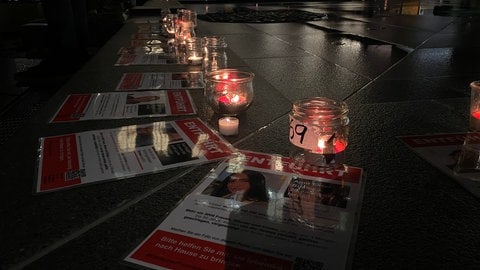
top-left (334, 140), bottom-right (347, 153)
top-left (316, 138), bottom-right (347, 153)
top-left (221, 73), bottom-right (229, 80)
top-left (218, 94), bottom-right (246, 105)
top-left (472, 111), bottom-right (480, 120)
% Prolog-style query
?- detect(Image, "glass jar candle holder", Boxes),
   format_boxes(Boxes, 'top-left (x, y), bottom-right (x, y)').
top-left (202, 36), bottom-right (228, 74)
top-left (469, 81), bottom-right (480, 131)
top-left (204, 69), bottom-right (255, 116)
top-left (178, 9), bottom-right (197, 28)
top-left (175, 21), bottom-right (195, 46)
top-left (289, 97), bottom-right (349, 169)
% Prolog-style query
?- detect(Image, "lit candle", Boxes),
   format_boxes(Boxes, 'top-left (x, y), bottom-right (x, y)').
top-left (218, 94), bottom-right (248, 115)
top-left (469, 81), bottom-right (480, 131)
top-left (188, 55), bottom-right (203, 65)
top-left (305, 136), bottom-right (347, 167)
top-left (471, 111), bottom-right (480, 131)
top-left (314, 135), bottom-right (346, 154)
top-left (218, 117), bottom-right (239, 136)
top-left (317, 139), bottom-right (326, 152)
top-left (205, 69), bottom-right (254, 115)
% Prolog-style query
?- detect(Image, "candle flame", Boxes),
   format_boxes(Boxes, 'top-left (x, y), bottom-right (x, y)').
top-left (317, 139), bottom-right (325, 149)
top-left (231, 94), bottom-right (240, 103)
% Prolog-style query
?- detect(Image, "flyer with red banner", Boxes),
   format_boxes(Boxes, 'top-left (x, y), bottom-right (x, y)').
top-left (130, 39), bottom-right (165, 47)
top-left (399, 132), bottom-right (480, 197)
top-left (116, 72), bottom-right (204, 91)
top-left (135, 23), bottom-right (163, 34)
top-left (36, 118), bottom-right (234, 193)
top-left (117, 46), bottom-right (171, 55)
top-left (124, 150), bottom-right (364, 270)
top-left (115, 53), bottom-right (182, 66)
top-left (132, 32), bottom-right (168, 42)
top-left (50, 90), bottom-right (196, 123)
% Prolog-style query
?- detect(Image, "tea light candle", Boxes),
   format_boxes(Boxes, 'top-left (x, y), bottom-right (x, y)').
top-left (218, 117), bottom-right (239, 136)
top-left (188, 55), bottom-right (203, 65)
top-left (217, 94), bottom-right (248, 115)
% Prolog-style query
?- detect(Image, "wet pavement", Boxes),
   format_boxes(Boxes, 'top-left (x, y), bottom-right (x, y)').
top-left (1, 0), bottom-right (480, 269)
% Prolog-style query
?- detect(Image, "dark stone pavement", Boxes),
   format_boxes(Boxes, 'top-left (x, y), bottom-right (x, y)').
top-left (1, 0), bottom-right (480, 269)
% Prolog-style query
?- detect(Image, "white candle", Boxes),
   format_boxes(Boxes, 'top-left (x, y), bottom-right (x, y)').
top-left (218, 117), bottom-right (239, 136)
top-left (188, 55), bottom-right (203, 65)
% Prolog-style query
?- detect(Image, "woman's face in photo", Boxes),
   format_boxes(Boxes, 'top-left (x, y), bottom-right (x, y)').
top-left (227, 173), bottom-right (250, 193)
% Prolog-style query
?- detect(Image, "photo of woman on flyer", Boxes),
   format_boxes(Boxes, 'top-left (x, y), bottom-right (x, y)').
top-left (210, 170), bottom-right (269, 202)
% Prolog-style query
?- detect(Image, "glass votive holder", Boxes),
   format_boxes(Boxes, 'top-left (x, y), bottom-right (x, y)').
top-left (204, 69), bottom-right (255, 116)
top-left (289, 97), bottom-right (349, 170)
top-left (469, 80), bottom-right (480, 131)
top-left (178, 9), bottom-right (197, 27)
top-left (185, 37), bottom-right (203, 65)
top-left (175, 21), bottom-right (195, 46)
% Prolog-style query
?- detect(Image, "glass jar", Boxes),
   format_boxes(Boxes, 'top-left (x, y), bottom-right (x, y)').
top-left (175, 21), bottom-right (195, 46)
top-left (204, 69), bottom-right (254, 116)
top-left (469, 80), bottom-right (480, 131)
top-left (178, 9), bottom-right (197, 28)
top-left (202, 36), bottom-right (228, 75)
top-left (289, 97), bottom-right (349, 169)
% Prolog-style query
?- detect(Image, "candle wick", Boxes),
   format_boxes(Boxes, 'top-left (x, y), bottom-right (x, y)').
top-left (327, 133), bottom-right (335, 143)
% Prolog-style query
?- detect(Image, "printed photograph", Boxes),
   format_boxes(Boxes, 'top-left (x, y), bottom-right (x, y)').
top-left (203, 168), bottom-right (288, 203)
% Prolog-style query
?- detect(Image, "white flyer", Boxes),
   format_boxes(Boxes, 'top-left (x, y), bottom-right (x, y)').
top-left (116, 72), bottom-right (204, 91)
top-left (50, 90), bottom-right (196, 122)
top-left (36, 118), bottom-right (234, 193)
top-left (125, 150), bottom-right (364, 270)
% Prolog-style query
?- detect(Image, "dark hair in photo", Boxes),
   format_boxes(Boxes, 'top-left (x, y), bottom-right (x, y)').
top-left (211, 170), bottom-right (269, 202)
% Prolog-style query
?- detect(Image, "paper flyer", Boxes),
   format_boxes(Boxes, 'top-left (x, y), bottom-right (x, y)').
top-left (36, 118), bottom-right (234, 193)
top-left (125, 150), bottom-right (364, 270)
top-left (115, 53), bottom-right (182, 66)
top-left (117, 46), bottom-right (172, 55)
top-left (131, 39), bottom-right (165, 47)
top-left (136, 23), bottom-right (163, 34)
top-left (399, 132), bottom-right (480, 197)
top-left (116, 72), bottom-right (204, 91)
top-left (131, 33), bottom-right (166, 40)
top-left (50, 90), bottom-right (196, 123)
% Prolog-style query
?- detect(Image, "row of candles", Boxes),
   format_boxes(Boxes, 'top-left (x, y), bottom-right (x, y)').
top-left (161, 9), bottom-right (349, 169)
top-left (162, 9), bottom-right (227, 70)
top-left (158, 12), bottom-right (480, 173)
top-left (161, 9), bottom-right (253, 137)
